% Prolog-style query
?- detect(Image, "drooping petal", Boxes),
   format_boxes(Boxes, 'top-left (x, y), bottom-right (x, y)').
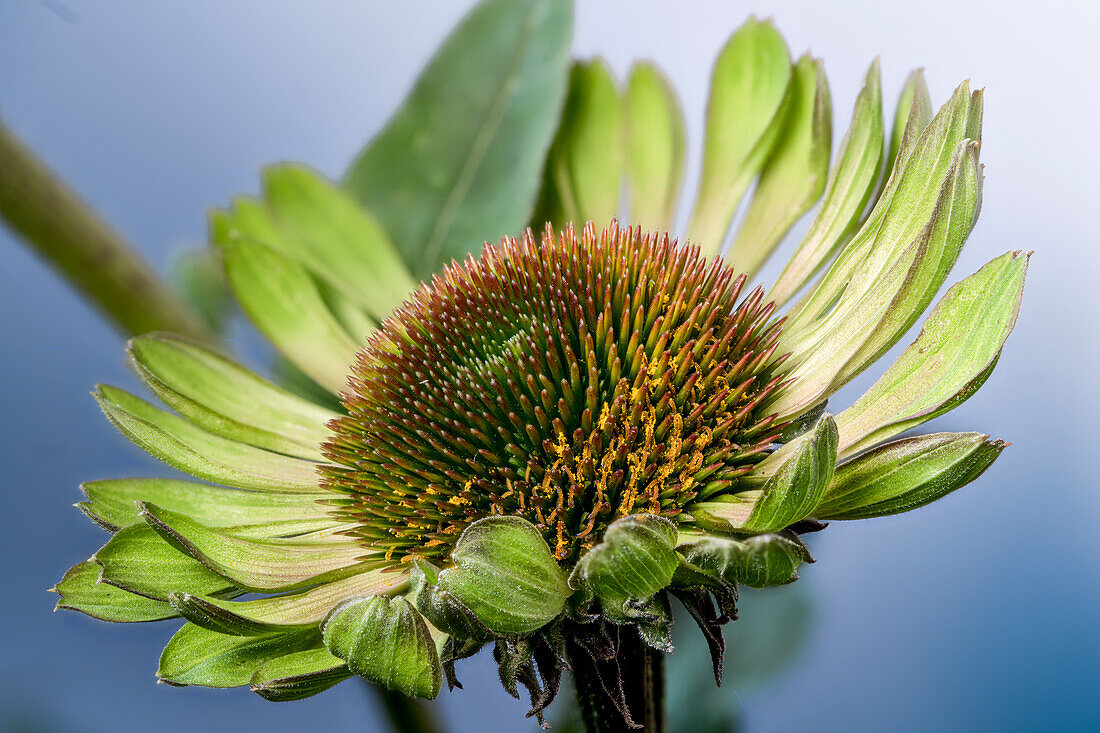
top-left (139, 503), bottom-right (370, 592)
top-left (689, 413), bottom-right (837, 532)
top-left (257, 164), bottom-right (415, 318)
top-left (533, 59), bottom-right (623, 227)
top-left (816, 432), bottom-right (1006, 520)
top-left (625, 61), bottom-right (685, 232)
top-left (94, 385), bottom-right (325, 493)
top-left (687, 17), bottom-right (791, 255)
top-left (727, 53), bottom-right (832, 277)
top-left (322, 595), bottom-right (443, 699)
top-left (250, 648), bottom-right (351, 701)
top-left (769, 60), bottom-right (884, 306)
top-left (219, 237), bottom-right (360, 395)
top-left (170, 569), bottom-right (409, 636)
top-left (52, 559), bottom-right (177, 623)
top-left (94, 523), bottom-right (236, 601)
top-left (128, 333), bottom-right (338, 461)
top-left (158, 623), bottom-right (322, 688)
top-left (78, 478), bottom-right (328, 534)
top-left (834, 251), bottom-right (1028, 457)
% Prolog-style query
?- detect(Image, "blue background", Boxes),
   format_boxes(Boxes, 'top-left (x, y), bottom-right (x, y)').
top-left (1, 1), bottom-right (1097, 731)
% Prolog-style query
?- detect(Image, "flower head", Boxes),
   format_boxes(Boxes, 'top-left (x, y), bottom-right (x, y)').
top-left (53, 14), bottom-right (1027, 729)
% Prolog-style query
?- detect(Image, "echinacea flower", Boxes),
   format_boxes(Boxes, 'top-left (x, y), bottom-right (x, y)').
top-left (53, 16), bottom-right (1027, 731)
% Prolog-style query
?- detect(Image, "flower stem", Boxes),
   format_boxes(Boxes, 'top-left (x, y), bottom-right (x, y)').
top-left (0, 116), bottom-right (215, 343)
top-left (569, 625), bottom-right (665, 733)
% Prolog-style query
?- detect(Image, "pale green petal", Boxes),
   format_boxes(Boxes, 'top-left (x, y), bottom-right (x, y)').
top-left (158, 623), bottom-right (321, 688)
top-left (129, 333), bottom-right (338, 461)
top-left (94, 523), bottom-right (236, 601)
top-left (625, 61), bottom-right (685, 231)
top-left (52, 559), bottom-right (177, 622)
top-left (769, 60), bottom-right (883, 306)
top-left (140, 502), bottom-right (369, 592)
top-left (79, 477), bottom-right (327, 533)
top-left (535, 59), bottom-right (623, 227)
top-left (95, 385), bottom-right (324, 493)
top-left (686, 18), bottom-right (791, 255)
top-left (219, 237), bottom-right (360, 395)
top-left (834, 251), bottom-right (1028, 457)
top-left (250, 648), bottom-right (351, 701)
top-left (170, 569), bottom-right (409, 636)
top-left (259, 164), bottom-right (415, 318)
top-left (728, 53), bottom-right (831, 277)
top-left (887, 69), bottom-right (933, 175)
top-left (816, 432), bottom-right (1005, 519)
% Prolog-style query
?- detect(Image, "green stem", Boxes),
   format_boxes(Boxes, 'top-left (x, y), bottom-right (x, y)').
top-left (0, 116), bottom-right (214, 343)
top-left (569, 625), bottom-right (665, 733)
top-left (370, 684), bottom-right (442, 733)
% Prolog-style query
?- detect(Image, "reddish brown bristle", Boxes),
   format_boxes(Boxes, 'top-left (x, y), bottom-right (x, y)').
top-left (321, 222), bottom-right (789, 565)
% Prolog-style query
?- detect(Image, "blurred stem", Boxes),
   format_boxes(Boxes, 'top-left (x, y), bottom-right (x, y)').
top-left (569, 626), bottom-right (665, 732)
top-left (0, 116), bottom-right (214, 343)
top-left (370, 683), bottom-right (442, 733)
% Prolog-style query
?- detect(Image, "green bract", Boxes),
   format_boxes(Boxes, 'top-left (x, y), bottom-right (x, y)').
top-left (53, 6), bottom-right (1026, 729)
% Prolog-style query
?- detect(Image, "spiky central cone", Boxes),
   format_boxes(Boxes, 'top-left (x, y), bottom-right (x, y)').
top-left (322, 223), bottom-right (789, 566)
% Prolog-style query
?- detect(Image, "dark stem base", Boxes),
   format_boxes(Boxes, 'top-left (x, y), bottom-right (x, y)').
top-left (566, 623), bottom-right (664, 732)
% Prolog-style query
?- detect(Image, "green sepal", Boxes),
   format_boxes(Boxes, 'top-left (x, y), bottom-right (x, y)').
top-left (250, 647), bottom-right (352, 701)
top-left (569, 515), bottom-right (679, 630)
top-left (52, 559), bottom-right (177, 622)
top-left (816, 432), bottom-right (1006, 520)
top-left (158, 623), bottom-right (321, 688)
top-left (430, 516), bottom-right (571, 636)
top-left (678, 532), bottom-right (813, 589)
top-left (690, 414), bottom-right (838, 533)
top-left (408, 560), bottom-right (493, 642)
top-left (94, 523), bottom-right (236, 602)
top-left (321, 595), bottom-right (443, 699)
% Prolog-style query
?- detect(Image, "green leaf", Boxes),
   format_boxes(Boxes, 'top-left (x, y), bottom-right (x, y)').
top-left (769, 60), bottom-right (884, 306)
top-left (218, 237), bottom-right (360, 395)
top-left (816, 432), bottom-right (1006, 520)
top-left (834, 251), bottom-right (1028, 457)
top-left (171, 569), bottom-right (409, 636)
top-left (52, 559), bottom-right (177, 622)
top-left (250, 647), bottom-right (351, 701)
top-left (139, 502), bottom-right (368, 592)
top-left (94, 523), bottom-right (236, 601)
top-left (569, 514), bottom-right (679, 625)
top-left (728, 53), bottom-right (832, 277)
top-left (257, 164), bottom-right (414, 318)
top-left (345, 0), bottom-right (573, 278)
top-left (625, 61), bottom-right (685, 232)
top-left (533, 59), bottom-right (623, 228)
top-left (689, 414), bottom-right (837, 533)
top-left (94, 385), bottom-right (324, 494)
top-left (678, 532), bottom-right (813, 589)
top-left (128, 333), bottom-right (337, 461)
top-left (158, 623), bottom-right (321, 688)
top-left (434, 516), bottom-right (570, 635)
top-left (322, 595), bottom-right (443, 699)
top-left (78, 478), bottom-right (326, 534)
top-left (686, 17), bottom-right (791, 255)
